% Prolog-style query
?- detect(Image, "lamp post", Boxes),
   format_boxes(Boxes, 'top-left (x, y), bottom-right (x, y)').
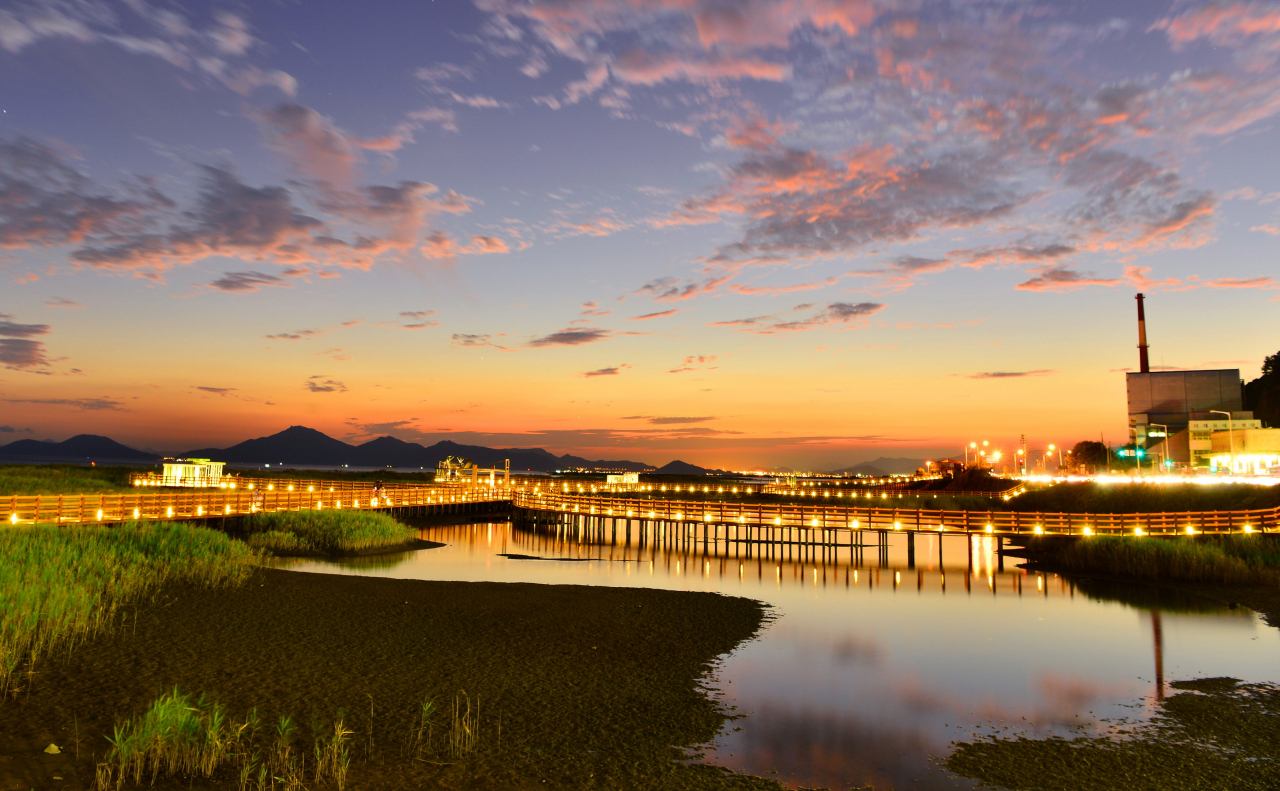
top-left (1209, 410), bottom-right (1236, 473)
top-left (1150, 423), bottom-right (1168, 473)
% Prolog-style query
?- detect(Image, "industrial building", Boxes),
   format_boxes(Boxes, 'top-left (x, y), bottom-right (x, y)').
top-left (1125, 293), bottom-right (1271, 470)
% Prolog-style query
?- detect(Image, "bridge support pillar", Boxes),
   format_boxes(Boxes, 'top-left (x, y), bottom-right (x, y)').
top-left (907, 531), bottom-right (915, 569)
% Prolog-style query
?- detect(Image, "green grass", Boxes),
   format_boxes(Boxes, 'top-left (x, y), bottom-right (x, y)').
top-left (95, 687), bottom-right (351, 791)
top-left (947, 678), bottom-right (1280, 790)
top-left (240, 510), bottom-right (416, 555)
top-left (1028, 534), bottom-right (1280, 586)
top-left (0, 522), bottom-right (257, 694)
top-left (0, 463), bottom-right (146, 495)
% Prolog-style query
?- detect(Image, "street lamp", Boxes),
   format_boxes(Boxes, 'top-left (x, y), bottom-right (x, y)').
top-left (1209, 410), bottom-right (1236, 473)
top-left (1150, 423), bottom-right (1168, 472)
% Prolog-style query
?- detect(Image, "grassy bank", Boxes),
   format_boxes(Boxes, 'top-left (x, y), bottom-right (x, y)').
top-left (0, 568), bottom-right (780, 791)
top-left (0, 522), bottom-right (257, 695)
top-left (0, 464), bottom-right (143, 496)
top-left (1008, 481), bottom-right (1280, 514)
top-left (947, 677), bottom-right (1280, 790)
top-left (1019, 535), bottom-right (1280, 586)
top-left (239, 510), bottom-right (418, 556)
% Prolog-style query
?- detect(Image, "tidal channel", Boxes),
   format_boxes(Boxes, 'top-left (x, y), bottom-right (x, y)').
top-left (281, 520), bottom-right (1280, 790)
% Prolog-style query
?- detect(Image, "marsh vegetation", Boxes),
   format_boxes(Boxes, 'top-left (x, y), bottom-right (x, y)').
top-left (239, 511), bottom-right (418, 556)
top-left (0, 463), bottom-right (140, 496)
top-left (1021, 534), bottom-right (1280, 586)
top-left (0, 522), bottom-right (256, 695)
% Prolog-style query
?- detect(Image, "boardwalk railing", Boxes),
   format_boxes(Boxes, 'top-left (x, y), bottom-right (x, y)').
top-left (2, 483), bottom-right (511, 526)
top-left (510, 490), bottom-right (1279, 536)
top-left (3, 478), bottom-right (1275, 536)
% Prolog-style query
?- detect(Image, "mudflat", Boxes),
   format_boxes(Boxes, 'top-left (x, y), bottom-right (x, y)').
top-left (0, 567), bottom-right (778, 791)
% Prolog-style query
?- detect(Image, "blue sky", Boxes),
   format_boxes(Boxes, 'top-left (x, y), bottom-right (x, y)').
top-left (0, 0), bottom-right (1278, 468)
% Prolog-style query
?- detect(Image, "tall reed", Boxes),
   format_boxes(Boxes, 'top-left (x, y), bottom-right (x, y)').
top-left (0, 463), bottom-right (138, 496)
top-left (95, 688), bottom-right (351, 791)
top-left (449, 691), bottom-right (480, 759)
top-left (0, 522), bottom-right (257, 695)
top-left (240, 511), bottom-right (415, 555)
top-left (1045, 535), bottom-right (1280, 586)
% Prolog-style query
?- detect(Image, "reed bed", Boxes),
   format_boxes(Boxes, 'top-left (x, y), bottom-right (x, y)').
top-left (0, 463), bottom-right (139, 496)
top-left (240, 511), bottom-right (415, 555)
top-left (0, 522), bottom-right (257, 695)
top-left (95, 687), bottom-right (351, 791)
top-left (1042, 535), bottom-right (1280, 586)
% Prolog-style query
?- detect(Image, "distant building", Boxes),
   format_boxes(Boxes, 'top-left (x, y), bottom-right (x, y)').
top-left (1126, 369), bottom-right (1251, 460)
top-left (923, 459), bottom-right (964, 476)
top-left (606, 472), bottom-right (640, 484)
top-left (1209, 428), bottom-right (1280, 474)
top-left (161, 458), bottom-right (225, 486)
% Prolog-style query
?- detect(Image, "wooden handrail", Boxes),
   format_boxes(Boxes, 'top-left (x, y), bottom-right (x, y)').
top-left (3, 479), bottom-right (1275, 537)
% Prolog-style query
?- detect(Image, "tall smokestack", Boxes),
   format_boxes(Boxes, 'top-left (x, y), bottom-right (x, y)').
top-left (1136, 293), bottom-right (1150, 373)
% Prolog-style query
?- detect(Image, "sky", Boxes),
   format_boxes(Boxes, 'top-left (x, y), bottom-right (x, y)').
top-left (0, 0), bottom-right (1278, 470)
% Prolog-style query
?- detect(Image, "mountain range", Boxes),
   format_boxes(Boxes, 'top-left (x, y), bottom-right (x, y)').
top-left (828, 457), bottom-right (929, 476)
top-left (0, 426), bottom-right (921, 476)
top-left (0, 434), bottom-right (158, 461)
top-left (180, 426), bottom-right (663, 472)
top-left (0, 425), bottom-right (702, 473)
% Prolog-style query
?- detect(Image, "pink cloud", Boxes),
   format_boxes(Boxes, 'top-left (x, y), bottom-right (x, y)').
top-left (1015, 266), bottom-right (1120, 292)
top-left (628, 309), bottom-right (682, 321)
top-left (611, 48), bottom-right (790, 85)
top-left (711, 301), bottom-right (885, 334)
top-left (1151, 3), bottom-right (1280, 47)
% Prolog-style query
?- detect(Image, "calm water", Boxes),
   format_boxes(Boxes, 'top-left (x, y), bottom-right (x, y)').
top-left (281, 521), bottom-right (1280, 790)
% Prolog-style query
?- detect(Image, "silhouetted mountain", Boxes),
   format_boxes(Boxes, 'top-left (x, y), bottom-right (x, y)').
top-left (833, 463), bottom-right (888, 477)
top-left (0, 434), bottom-right (157, 461)
top-left (183, 426), bottom-right (354, 465)
top-left (656, 460), bottom-right (709, 475)
top-left (180, 426), bottom-right (654, 472)
top-left (830, 457), bottom-right (926, 476)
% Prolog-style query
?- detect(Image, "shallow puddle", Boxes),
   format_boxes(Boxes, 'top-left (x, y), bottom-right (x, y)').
top-left (279, 521), bottom-right (1280, 790)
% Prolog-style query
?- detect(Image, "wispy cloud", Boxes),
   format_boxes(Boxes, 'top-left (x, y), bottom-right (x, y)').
top-left (622, 416), bottom-right (716, 424)
top-left (305, 376), bottom-right (347, 393)
top-left (967, 370), bottom-right (1056, 379)
top-left (583, 364), bottom-right (630, 377)
top-left (711, 302), bottom-right (885, 333)
top-left (265, 329), bottom-right (323, 341)
top-left (194, 386), bottom-right (237, 396)
top-left (44, 297), bottom-right (84, 309)
top-left (3, 397), bottom-right (125, 411)
top-left (0, 313), bottom-right (52, 371)
top-left (528, 327), bottom-right (613, 347)
top-left (451, 333), bottom-right (512, 351)
top-left (669, 355), bottom-right (719, 374)
top-left (628, 309), bottom-right (681, 321)
top-left (209, 271), bottom-right (290, 293)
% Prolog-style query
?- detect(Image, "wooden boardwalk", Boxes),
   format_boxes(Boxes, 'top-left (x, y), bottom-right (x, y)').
top-left (3, 476), bottom-right (1274, 538)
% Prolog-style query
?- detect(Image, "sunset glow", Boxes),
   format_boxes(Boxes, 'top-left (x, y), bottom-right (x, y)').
top-left (1, 0), bottom-right (1277, 468)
